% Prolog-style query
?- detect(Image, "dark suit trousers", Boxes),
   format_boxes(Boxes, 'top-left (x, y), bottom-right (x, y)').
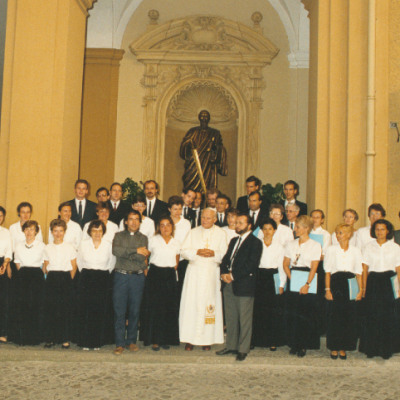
top-left (223, 283), bottom-right (254, 354)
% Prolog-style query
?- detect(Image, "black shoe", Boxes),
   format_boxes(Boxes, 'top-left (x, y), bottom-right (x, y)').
top-left (297, 349), bottom-right (306, 358)
top-left (289, 348), bottom-right (297, 355)
top-left (152, 345), bottom-right (160, 352)
top-left (44, 343), bottom-right (53, 349)
top-left (270, 347), bottom-right (276, 352)
top-left (162, 345), bottom-right (170, 350)
top-left (250, 345), bottom-right (255, 350)
top-left (330, 352), bottom-right (338, 360)
top-left (339, 352), bottom-right (347, 360)
top-left (367, 354), bottom-right (374, 359)
top-left (236, 352), bottom-right (247, 361)
top-left (216, 348), bottom-right (238, 356)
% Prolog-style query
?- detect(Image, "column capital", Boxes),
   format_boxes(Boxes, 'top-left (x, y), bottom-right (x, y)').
top-left (301, 0), bottom-right (317, 13)
top-left (75, 0), bottom-right (97, 16)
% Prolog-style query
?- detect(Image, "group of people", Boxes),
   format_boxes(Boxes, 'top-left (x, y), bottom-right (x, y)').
top-left (0, 176), bottom-right (399, 361)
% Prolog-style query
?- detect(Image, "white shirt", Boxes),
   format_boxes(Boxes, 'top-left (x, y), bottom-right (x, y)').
top-left (77, 239), bottom-right (116, 272)
top-left (217, 212), bottom-right (225, 223)
top-left (119, 216), bottom-right (155, 239)
top-left (0, 238), bottom-right (12, 260)
top-left (355, 225), bottom-right (394, 250)
top-left (75, 198), bottom-right (86, 217)
top-left (110, 200), bottom-right (120, 210)
top-left (257, 223), bottom-right (293, 247)
top-left (82, 220), bottom-right (119, 244)
top-left (311, 226), bottom-right (331, 255)
top-left (332, 231), bottom-right (357, 247)
top-left (44, 242), bottom-right (76, 272)
top-left (231, 231), bottom-right (252, 257)
top-left (362, 240), bottom-right (400, 273)
top-left (0, 226), bottom-right (13, 259)
top-left (148, 235), bottom-right (180, 267)
top-left (222, 226), bottom-right (239, 242)
top-left (284, 238), bottom-right (322, 268)
top-left (174, 217), bottom-right (192, 261)
top-left (285, 199), bottom-right (296, 207)
top-left (48, 219), bottom-right (82, 251)
top-left (250, 209), bottom-right (260, 221)
top-left (260, 241), bottom-right (286, 288)
top-left (146, 198), bottom-right (156, 216)
top-left (324, 244), bottom-right (362, 275)
top-left (14, 239), bottom-right (45, 268)
top-left (10, 221), bottom-right (43, 250)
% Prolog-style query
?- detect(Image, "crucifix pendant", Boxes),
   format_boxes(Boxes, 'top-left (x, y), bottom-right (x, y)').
top-left (205, 239), bottom-right (210, 249)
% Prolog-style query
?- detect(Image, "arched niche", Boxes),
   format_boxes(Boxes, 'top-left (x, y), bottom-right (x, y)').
top-left (129, 15), bottom-right (279, 197)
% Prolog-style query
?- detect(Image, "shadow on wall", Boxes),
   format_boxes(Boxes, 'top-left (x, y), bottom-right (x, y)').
top-left (0, 0), bottom-right (8, 124)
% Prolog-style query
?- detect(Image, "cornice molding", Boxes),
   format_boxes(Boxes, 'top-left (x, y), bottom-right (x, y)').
top-left (75, 0), bottom-right (97, 16)
top-left (84, 48), bottom-right (125, 65)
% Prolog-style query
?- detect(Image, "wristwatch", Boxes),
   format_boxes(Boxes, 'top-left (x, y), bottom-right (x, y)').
top-left (306, 282), bottom-right (311, 287)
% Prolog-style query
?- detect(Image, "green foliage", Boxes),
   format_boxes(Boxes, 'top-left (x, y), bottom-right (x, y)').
top-left (261, 182), bottom-right (285, 205)
top-left (121, 178), bottom-right (145, 205)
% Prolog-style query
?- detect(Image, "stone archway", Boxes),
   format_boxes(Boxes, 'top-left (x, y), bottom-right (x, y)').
top-left (129, 14), bottom-right (279, 197)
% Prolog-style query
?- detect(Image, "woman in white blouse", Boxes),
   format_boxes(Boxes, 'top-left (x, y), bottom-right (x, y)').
top-left (14, 220), bottom-right (45, 345)
top-left (252, 218), bottom-right (286, 351)
top-left (324, 224), bottom-right (362, 360)
top-left (118, 195), bottom-right (155, 239)
top-left (359, 219), bottom-right (400, 359)
top-left (77, 220), bottom-right (116, 350)
top-left (331, 209), bottom-right (358, 246)
top-left (83, 202), bottom-right (119, 244)
top-left (283, 215), bottom-right (322, 357)
top-left (141, 216), bottom-right (180, 351)
top-left (43, 219), bottom-right (77, 349)
top-left (48, 202), bottom-right (82, 251)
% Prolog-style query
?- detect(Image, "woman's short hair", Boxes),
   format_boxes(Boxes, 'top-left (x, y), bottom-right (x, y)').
top-left (226, 207), bottom-right (239, 217)
top-left (50, 219), bottom-right (67, 232)
top-left (335, 223), bottom-right (354, 238)
top-left (0, 206), bottom-right (6, 216)
top-left (269, 204), bottom-right (285, 215)
top-left (342, 208), bottom-right (359, 221)
top-left (368, 203), bottom-right (386, 217)
top-left (310, 209), bottom-right (325, 220)
top-left (370, 219), bottom-right (394, 240)
top-left (261, 218), bottom-right (277, 231)
top-left (22, 220), bottom-right (39, 234)
top-left (168, 195), bottom-right (184, 208)
top-left (155, 216), bottom-right (175, 237)
top-left (296, 215), bottom-right (313, 233)
top-left (96, 201), bottom-right (112, 212)
top-left (58, 201), bottom-right (72, 212)
top-left (87, 220), bottom-right (107, 236)
top-left (17, 202), bottom-right (32, 215)
top-left (132, 195), bottom-right (146, 205)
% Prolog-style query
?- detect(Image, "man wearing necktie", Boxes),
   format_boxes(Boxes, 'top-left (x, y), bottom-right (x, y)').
top-left (215, 194), bottom-right (230, 228)
top-left (69, 179), bottom-right (97, 230)
top-left (286, 204), bottom-right (299, 238)
top-left (279, 180), bottom-right (308, 225)
top-left (142, 180), bottom-right (169, 225)
top-left (248, 191), bottom-right (268, 231)
top-left (181, 188), bottom-right (196, 226)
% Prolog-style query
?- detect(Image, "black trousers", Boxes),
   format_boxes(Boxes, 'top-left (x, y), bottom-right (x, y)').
top-left (0, 257), bottom-right (8, 337)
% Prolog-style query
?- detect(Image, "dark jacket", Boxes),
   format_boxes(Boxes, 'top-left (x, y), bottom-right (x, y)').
top-left (279, 199), bottom-right (308, 224)
top-left (220, 233), bottom-right (263, 297)
top-left (108, 201), bottom-right (132, 225)
top-left (143, 198), bottom-right (169, 225)
top-left (69, 198), bottom-right (97, 230)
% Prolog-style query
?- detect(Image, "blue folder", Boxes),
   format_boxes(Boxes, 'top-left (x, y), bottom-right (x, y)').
top-left (273, 273), bottom-right (286, 294)
top-left (252, 226), bottom-right (260, 238)
top-left (391, 275), bottom-right (400, 299)
top-left (309, 233), bottom-right (324, 247)
top-left (290, 270), bottom-right (317, 294)
top-left (348, 277), bottom-right (359, 300)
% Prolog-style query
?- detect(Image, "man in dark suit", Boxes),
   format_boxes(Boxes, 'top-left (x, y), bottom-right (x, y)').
top-left (279, 180), bottom-right (307, 224)
top-left (236, 176), bottom-right (261, 214)
top-left (108, 182), bottom-right (131, 225)
top-left (142, 180), bottom-right (169, 224)
top-left (217, 213), bottom-right (263, 361)
top-left (215, 194), bottom-right (230, 227)
top-left (248, 191), bottom-right (269, 231)
top-left (191, 191), bottom-right (203, 228)
top-left (286, 203), bottom-right (300, 238)
top-left (69, 179), bottom-right (97, 229)
top-left (181, 188), bottom-right (197, 226)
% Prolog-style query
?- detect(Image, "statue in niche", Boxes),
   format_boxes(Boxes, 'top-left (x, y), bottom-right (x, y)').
top-left (179, 110), bottom-right (227, 191)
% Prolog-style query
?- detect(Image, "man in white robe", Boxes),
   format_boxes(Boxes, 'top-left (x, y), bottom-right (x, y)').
top-left (179, 208), bottom-right (229, 350)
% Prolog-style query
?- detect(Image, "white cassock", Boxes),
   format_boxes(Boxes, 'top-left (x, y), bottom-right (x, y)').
top-left (179, 225), bottom-right (229, 345)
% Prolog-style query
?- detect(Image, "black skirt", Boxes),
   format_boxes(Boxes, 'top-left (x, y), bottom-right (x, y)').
top-left (15, 267), bottom-right (45, 345)
top-left (6, 261), bottom-right (19, 343)
top-left (77, 269), bottom-right (112, 349)
top-left (326, 271), bottom-right (358, 351)
top-left (285, 267), bottom-right (320, 351)
top-left (44, 271), bottom-right (73, 344)
top-left (0, 257), bottom-right (8, 337)
top-left (141, 264), bottom-right (180, 346)
top-left (252, 268), bottom-right (285, 347)
top-left (316, 260), bottom-right (327, 335)
top-left (359, 271), bottom-right (398, 359)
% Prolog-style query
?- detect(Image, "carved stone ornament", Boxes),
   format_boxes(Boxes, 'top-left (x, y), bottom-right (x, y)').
top-left (129, 15), bottom-right (279, 196)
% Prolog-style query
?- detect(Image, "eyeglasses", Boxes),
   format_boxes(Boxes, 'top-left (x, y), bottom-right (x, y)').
top-left (133, 204), bottom-right (146, 208)
top-left (269, 212), bottom-right (282, 216)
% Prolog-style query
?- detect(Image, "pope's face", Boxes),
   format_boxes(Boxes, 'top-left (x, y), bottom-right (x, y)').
top-left (201, 210), bottom-right (216, 229)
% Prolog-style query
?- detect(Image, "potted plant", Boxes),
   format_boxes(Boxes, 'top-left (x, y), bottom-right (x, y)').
top-left (261, 182), bottom-right (285, 205)
top-left (121, 178), bottom-right (145, 204)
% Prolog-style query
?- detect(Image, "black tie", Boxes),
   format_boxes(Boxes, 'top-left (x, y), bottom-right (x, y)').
top-left (79, 201), bottom-right (83, 221)
top-left (184, 207), bottom-right (188, 218)
top-left (230, 237), bottom-right (242, 269)
top-left (251, 212), bottom-right (255, 227)
top-left (219, 214), bottom-right (223, 224)
top-left (148, 201), bottom-right (152, 217)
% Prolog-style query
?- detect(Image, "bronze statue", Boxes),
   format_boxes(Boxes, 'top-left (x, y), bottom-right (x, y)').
top-left (180, 110), bottom-right (227, 192)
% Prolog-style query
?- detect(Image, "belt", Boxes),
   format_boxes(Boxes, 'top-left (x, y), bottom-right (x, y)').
top-left (116, 269), bottom-right (143, 275)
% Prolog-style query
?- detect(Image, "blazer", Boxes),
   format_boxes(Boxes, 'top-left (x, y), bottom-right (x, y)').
top-left (69, 198), bottom-right (97, 230)
top-left (191, 208), bottom-right (202, 228)
top-left (108, 201), bottom-right (132, 225)
top-left (220, 233), bottom-right (263, 297)
top-left (394, 230), bottom-right (400, 246)
top-left (236, 195), bottom-right (249, 214)
top-left (182, 206), bottom-right (197, 228)
top-left (251, 208), bottom-right (269, 230)
top-left (279, 199), bottom-right (308, 224)
top-left (143, 198), bottom-right (169, 225)
top-left (215, 212), bottom-right (229, 228)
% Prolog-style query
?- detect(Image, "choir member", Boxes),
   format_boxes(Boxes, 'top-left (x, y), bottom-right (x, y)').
top-left (331, 209), bottom-right (359, 246)
top-left (257, 204), bottom-right (293, 246)
top-left (141, 216), bottom-right (180, 350)
top-left (310, 210), bottom-right (331, 256)
top-left (77, 220), bottom-right (116, 350)
top-left (83, 202), bottom-right (119, 244)
top-left (14, 220), bottom-right (45, 345)
top-left (96, 187), bottom-right (110, 203)
top-left (360, 219), bottom-right (400, 359)
top-left (118, 195), bottom-right (155, 239)
top-left (324, 224), bottom-right (362, 360)
top-left (222, 207), bottom-right (240, 241)
top-left (283, 215), bottom-right (322, 357)
top-left (252, 218), bottom-right (286, 350)
top-left (43, 219), bottom-right (77, 349)
top-left (48, 202), bottom-right (82, 250)
top-left (0, 206), bottom-right (12, 343)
